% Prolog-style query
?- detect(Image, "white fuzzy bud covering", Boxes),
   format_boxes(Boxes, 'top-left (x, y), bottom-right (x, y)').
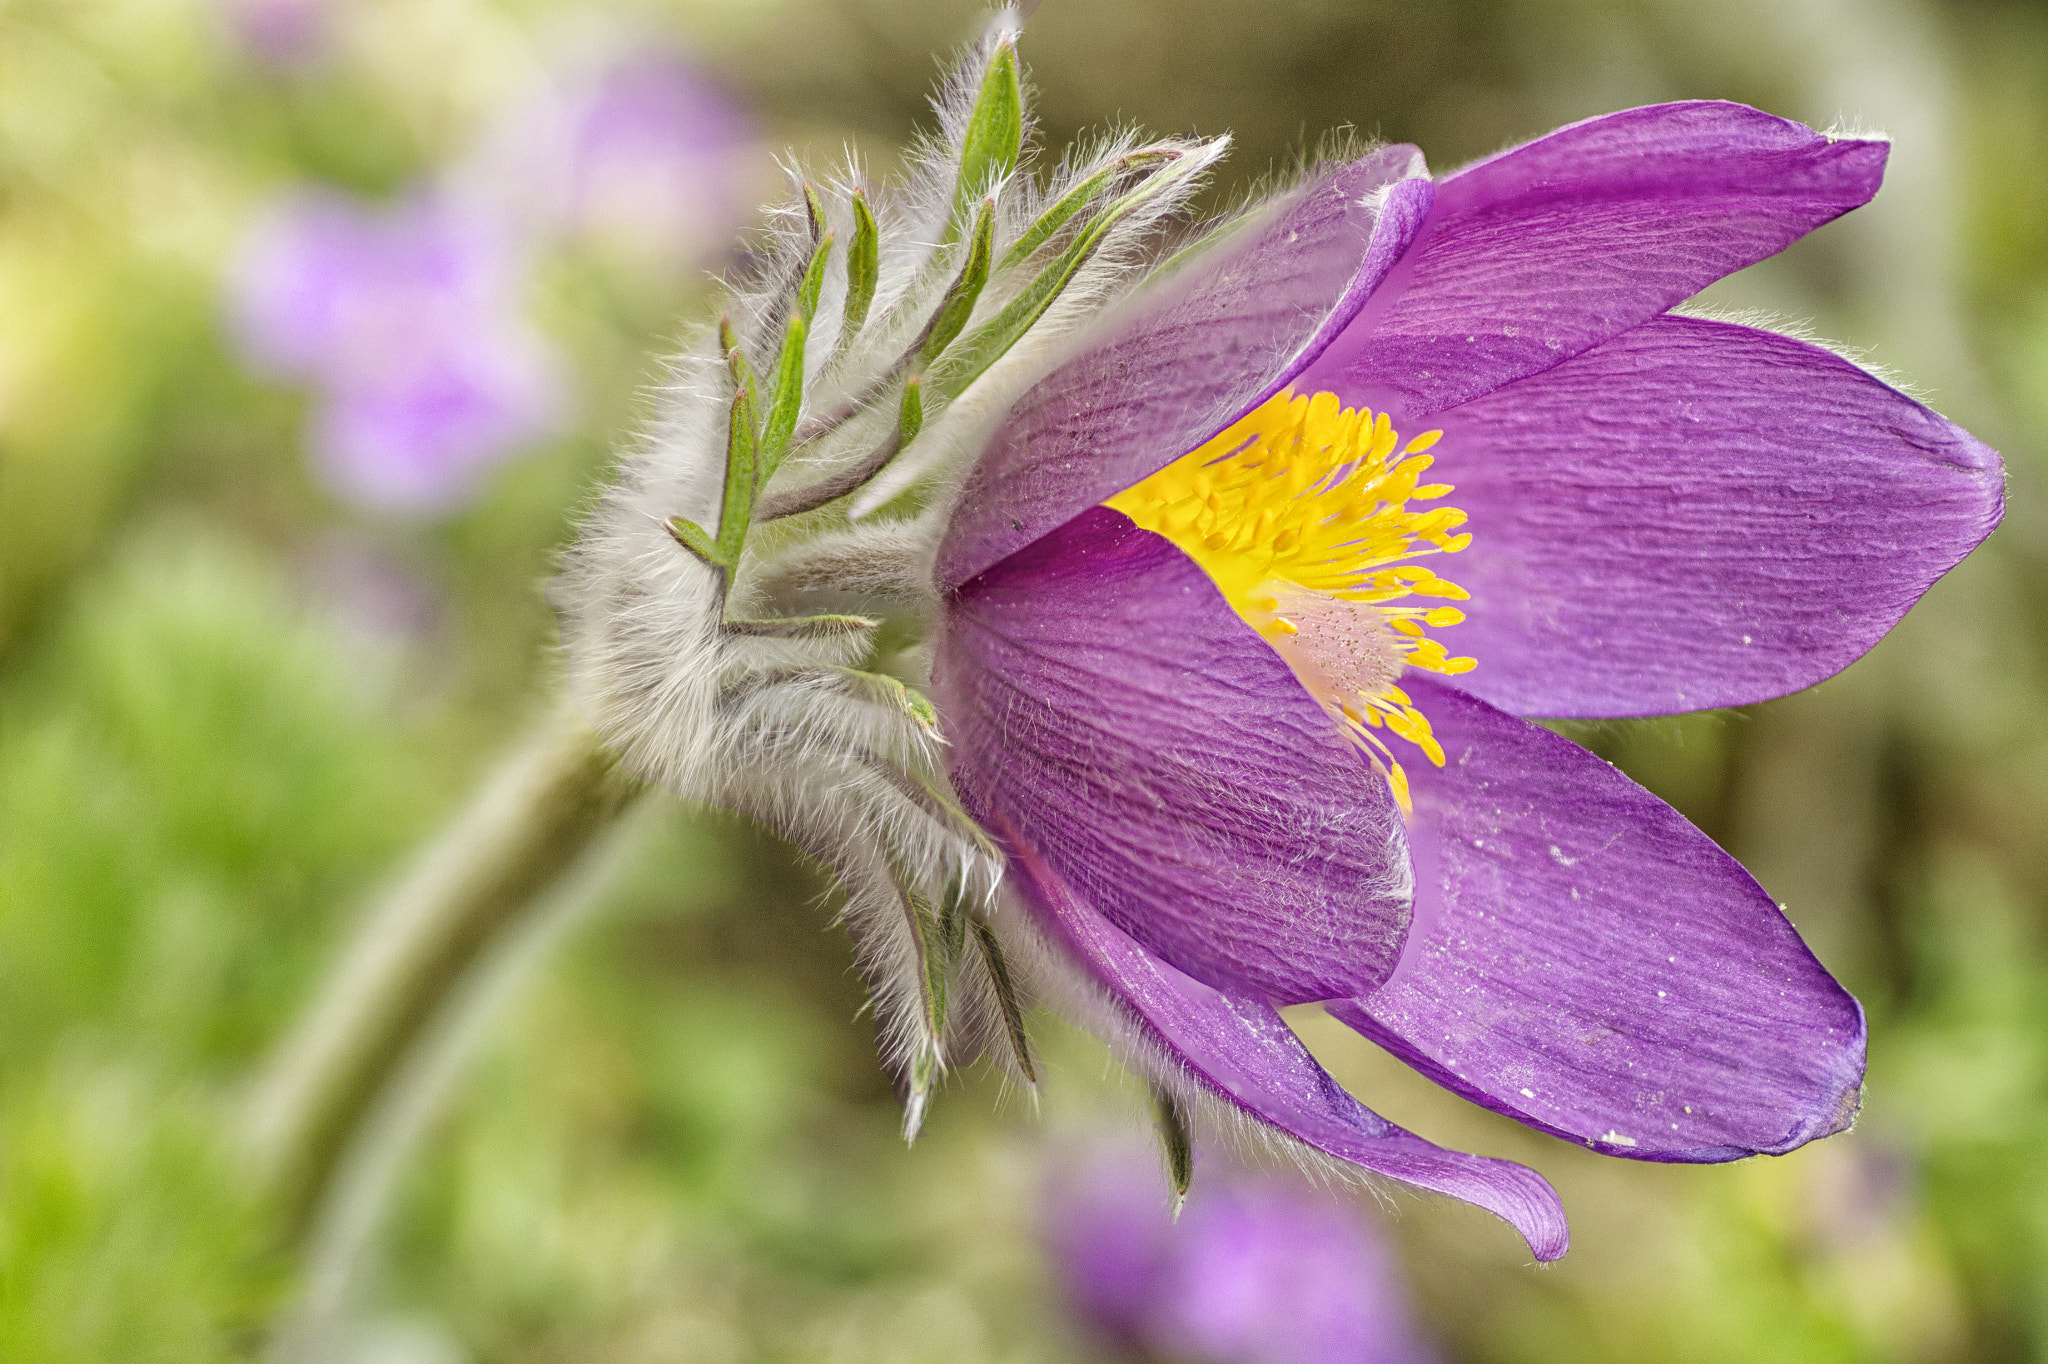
top-left (553, 11), bottom-right (1229, 1122)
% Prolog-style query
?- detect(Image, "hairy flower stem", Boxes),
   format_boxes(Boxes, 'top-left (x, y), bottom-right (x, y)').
top-left (246, 703), bottom-right (640, 1238)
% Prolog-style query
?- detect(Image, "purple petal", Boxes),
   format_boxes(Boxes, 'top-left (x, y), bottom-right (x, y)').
top-left (985, 807), bottom-right (1568, 1263)
top-left (1426, 313), bottom-right (2003, 718)
top-left (937, 151), bottom-right (1434, 590)
top-left (936, 506), bottom-right (1410, 1004)
top-left (1329, 675), bottom-right (1866, 1163)
top-left (1302, 102), bottom-right (1889, 419)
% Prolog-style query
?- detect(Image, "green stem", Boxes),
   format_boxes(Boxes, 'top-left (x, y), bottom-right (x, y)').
top-left (245, 702), bottom-right (639, 1237)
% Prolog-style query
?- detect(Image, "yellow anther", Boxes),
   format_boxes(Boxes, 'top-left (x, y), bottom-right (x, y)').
top-left (1104, 387), bottom-right (1478, 809)
top-left (1385, 760), bottom-right (1413, 815)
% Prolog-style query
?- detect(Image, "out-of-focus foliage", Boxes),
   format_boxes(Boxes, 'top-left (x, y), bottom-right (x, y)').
top-left (1, 0), bottom-right (2044, 1361)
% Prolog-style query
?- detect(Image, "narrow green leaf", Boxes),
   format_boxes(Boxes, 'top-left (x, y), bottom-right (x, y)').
top-left (843, 191), bottom-right (880, 340)
top-left (909, 886), bottom-right (951, 1042)
top-left (798, 231), bottom-right (834, 322)
top-left (731, 708), bottom-right (997, 860)
top-left (725, 345), bottom-right (758, 438)
top-left (745, 231), bottom-right (832, 492)
top-left (1152, 1083), bottom-right (1194, 1216)
top-left (718, 313), bottom-right (740, 354)
top-left (664, 516), bottom-right (725, 568)
top-left (889, 764), bottom-right (999, 863)
top-left (951, 38), bottom-right (1023, 225)
top-left (970, 918), bottom-right (1036, 1085)
top-left (802, 179), bottom-right (828, 244)
top-left (887, 873), bottom-right (949, 1128)
top-left (920, 200), bottom-right (995, 367)
top-left (898, 682), bottom-right (939, 733)
top-left (903, 1047), bottom-right (937, 1143)
top-left (897, 375), bottom-right (925, 447)
top-left (810, 666), bottom-right (936, 732)
top-left (722, 613), bottom-right (877, 638)
top-left (753, 426), bottom-right (901, 522)
top-left (715, 385), bottom-right (757, 561)
top-left (929, 145), bottom-right (1215, 402)
top-left (997, 145), bottom-right (1180, 271)
top-left (782, 189), bottom-right (988, 451)
top-left (938, 885), bottom-right (967, 962)
top-left (755, 312), bottom-right (808, 486)
top-left (918, 779), bottom-right (1000, 863)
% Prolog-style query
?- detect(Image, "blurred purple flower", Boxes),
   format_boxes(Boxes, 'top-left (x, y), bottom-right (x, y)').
top-left (229, 190), bottom-right (565, 512)
top-left (217, 0), bottom-right (331, 70)
top-left (465, 42), bottom-right (755, 277)
top-left (1047, 1145), bottom-right (1437, 1364)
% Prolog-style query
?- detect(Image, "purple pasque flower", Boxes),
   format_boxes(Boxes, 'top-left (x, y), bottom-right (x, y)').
top-left (930, 103), bottom-right (2003, 1262)
top-left (229, 189), bottom-right (565, 513)
top-left (1045, 1142), bottom-right (1437, 1364)
top-left (556, 26), bottom-right (2000, 1266)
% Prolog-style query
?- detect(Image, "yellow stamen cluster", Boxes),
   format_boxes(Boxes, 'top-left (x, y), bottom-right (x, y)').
top-left (1105, 388), bottom-right (1475, 811)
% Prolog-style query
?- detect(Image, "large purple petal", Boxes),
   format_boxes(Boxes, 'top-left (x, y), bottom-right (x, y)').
top-left (1329, 675), bottom-right (1866, 1163)
top-left (1425, 313), bottom-right (2003, 718)
top-left (985, 806), bottom-right (1568, 1263)
top-left (938, 150), bottom-right (1434, 590)
top-left (1302, 102), bottom-right (1889, 419)
top-left (935, 506), bottom-right (1410, 1003)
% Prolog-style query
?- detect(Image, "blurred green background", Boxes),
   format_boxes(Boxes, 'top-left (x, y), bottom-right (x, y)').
top-left (2, 0), bottom-right (2045, 1360)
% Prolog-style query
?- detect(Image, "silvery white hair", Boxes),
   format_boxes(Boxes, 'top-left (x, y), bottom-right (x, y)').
top-left (552, 9), bottom-right (1228, 1136)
